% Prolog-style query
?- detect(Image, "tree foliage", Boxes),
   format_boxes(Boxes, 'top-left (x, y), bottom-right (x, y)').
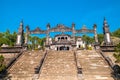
top-left (0, 30), bottom-right (17, 47)
top-left (113, 43), bottom-right (120, 63)
top-left (0, 29), bottom-right (45, 49)
top-left (112, 28), bottom-right (120, 38)
top-left (0, 55), bottom-right (6, 72)
top-left (82, 35), bottom-right (94, 44)
top-left (28, 35), bottom-right (45, 50)
top-left (111, 28), bottom-right (120, 63)
top-left (97, 34), bottom-right (104, 44)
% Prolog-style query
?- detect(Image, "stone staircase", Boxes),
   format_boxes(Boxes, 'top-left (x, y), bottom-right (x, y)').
top-left (5, 50), bottom-right (114, 80)
top-left (8, 50), bottom-right (45, 80)
top-left (76, 50), bottom-right (114, 80)
top-left (39, 51), bottom-right (78, 80)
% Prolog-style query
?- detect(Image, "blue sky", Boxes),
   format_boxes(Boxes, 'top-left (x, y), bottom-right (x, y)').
top-left (0, 0), bottom-right (120, 37)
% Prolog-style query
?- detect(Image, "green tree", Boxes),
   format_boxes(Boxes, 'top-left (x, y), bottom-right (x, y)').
top-left (82, 35), bottom-right (94, 44)
top-left (40, 38), bottom-right (46, 51)
top-left (0, 33), bottom-right (4, 38)
top-left (12, 32), bottom-right (17, 44)
top-left (4, 29), bottom-right (10, 39)
top-left (0, 31), bottom-right (10, 46)
top-left (40, 38), bottom-right (46, 46)
top-left (115, 43), bottom-right (120, 54)
top-left (112, 28), bottom-right (120, 38)
top-left (27, 35), bottom-right (46, 50)
top-left (97, 34), bottom-right (104, 45)
top-left (0, 55), bottom-right (6, 72)
top-left (0, 30), bottom-right (17, 46)
top-left (113, 43), bottom-right (120, 63)
top-left (28, 36), bottom-right (34, 49)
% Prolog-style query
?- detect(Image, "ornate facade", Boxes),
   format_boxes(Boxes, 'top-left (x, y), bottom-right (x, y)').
top-left (16, 20), bottom-right (102, 50)
top-left (50, 34), bottom-right (76, 50)
top-left (25, 23), bottom-right (98, 50)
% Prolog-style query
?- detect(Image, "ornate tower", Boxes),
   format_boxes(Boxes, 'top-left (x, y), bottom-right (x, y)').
top-left (16, 20), bottom-right (24, 46)
top-left (103, 18), bottom-right (111, 45)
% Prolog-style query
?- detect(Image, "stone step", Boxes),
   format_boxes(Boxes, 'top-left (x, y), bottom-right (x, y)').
top-left (8, 51), bottom-right (45, 79)
top-left (39, 51), bottom-right (78, 80)
top-left (76, 50), bottom-right (114, 80)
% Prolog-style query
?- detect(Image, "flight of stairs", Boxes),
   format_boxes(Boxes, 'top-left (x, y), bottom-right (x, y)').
top-left (8, 50), bottom-right (45, 80)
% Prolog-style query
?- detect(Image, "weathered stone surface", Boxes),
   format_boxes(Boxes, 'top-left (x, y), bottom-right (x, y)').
top-left (39, 51), bottom-right (78, 80)
top-left (8, 50), bottom-right (45, 79)
top-left (0, 53), bottom-right (18, 65)
top-left (76, 50), bottom-right (114, 80)
top-left (6, 50), bottom-right (114, 80)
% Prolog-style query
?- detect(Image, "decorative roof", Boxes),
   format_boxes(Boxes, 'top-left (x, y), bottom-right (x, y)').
top-left (30, 27), bottom-right (46, 34)
top-left (49, 24), bottom-right (72, 32)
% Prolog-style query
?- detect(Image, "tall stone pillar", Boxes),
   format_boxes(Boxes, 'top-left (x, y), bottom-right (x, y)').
top-left (72, 23), bottom-right (75, 41)
top-left (93, 24), bottom-right (98, 43)
top-left (103, 18), bottom-right (111, 45)
top-left (93, 24), bottom-right (99, 49)
top-left (25, 25), bottom-right (30, 45)
top-left (46, 23), bottom-right (50, 45)
top-left (16, 20), bottom-right (24, 46)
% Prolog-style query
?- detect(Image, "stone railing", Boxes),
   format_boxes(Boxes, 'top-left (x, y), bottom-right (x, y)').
top-left (6, 51), bottom-right (23, 70)
top-left (33, 51), bottom-right (47, 79)
top-left (0, 46), bottom-right (23, 53)
top-left (100, 45), bottom-right (116, 52)
top-left (0, 51), bottom-right (24, 79)
top-left (99, 50), bottom-right (114, 68)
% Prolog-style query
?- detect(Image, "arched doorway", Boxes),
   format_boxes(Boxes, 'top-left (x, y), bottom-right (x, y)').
top-left (67, 47), bottom-right (69, 50)
top-left (59, 46), bottom-right (69, 50)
